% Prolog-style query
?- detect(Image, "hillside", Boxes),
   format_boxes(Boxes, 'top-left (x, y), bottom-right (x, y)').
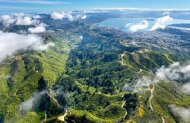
top-left (1, 11), bottom-right (190, 123)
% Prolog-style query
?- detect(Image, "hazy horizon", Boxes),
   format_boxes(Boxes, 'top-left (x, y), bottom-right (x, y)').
top-left (1, 0), bottom-right (190, 14)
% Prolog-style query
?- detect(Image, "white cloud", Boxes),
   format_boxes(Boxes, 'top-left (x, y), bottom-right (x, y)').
top-left (156, 62), bottom-right (190, 81)
top-left (51, 12), bottom-right (65, 20)
top-left (66, 14), bottom-right (74, 21)
top-left (170, 105), bottom-right (190, 123)
top-left (28, 23), bottom-right (46, 33)
top-left (75, 14), bottom-right (88, 20)
top-left (81, 15), bottom-right (87, 20)
top-left (129, 20), bottom-right (149, 32)
top-left (0, 15), bottom-right (15, 26)
top-left (33, 15), bottom-right (41, 19)
top-left (162, 11), bottom-right (170, 15)
top-left (51, 12), bottom-right (74, 21)
top-left (13, 12), bottom-right (25, 17)
top-left (123, 62), bottom-right (190, 93)
top-left (125, 23), bottom-right (132, 28)
top-left (0, 31), bottom-right (52, 62)
top-left (51, 12), bottom-right (87, 21)
top-left (151, 15), bottom-right (173, 31)
top-left (16, 16), bottom-right (36, 25)
top-left (125, 76), bottom-right (159, 93)
top-left (182, 83), bottom-right (190, 94)
top-left (20, 91), bottom-right (46, 112)
top-left (0, 31), bottom-right (42, 62)
top-left (36, 42), bottom-right (55, 51)
top-left (0, 13), bottom-right (40, 26)
top-left (133, 77), bottom-right (151, 92)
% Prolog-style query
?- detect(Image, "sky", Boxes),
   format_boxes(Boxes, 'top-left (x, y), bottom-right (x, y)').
top-left (0, 0), bottom-right (190, 14)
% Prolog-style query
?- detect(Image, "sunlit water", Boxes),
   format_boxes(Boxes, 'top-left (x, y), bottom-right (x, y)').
top-left (98, 17), bottom-right (190, 32)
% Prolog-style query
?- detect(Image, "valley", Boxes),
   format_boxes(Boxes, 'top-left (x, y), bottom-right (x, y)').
top-left (1, 10), bottom-right (190, 123)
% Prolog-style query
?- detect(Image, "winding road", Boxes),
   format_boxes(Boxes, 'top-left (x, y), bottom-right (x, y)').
top-left (148, 84), bottom-right (166, 123)
top-left (148, 84), bottom-right (154, 111)
top-left (122, 96), bottom-right (127, 119)
top-left (120, 53), bottom-right (165, 122)
top-left (47, 90), bottom-right (60, 107)
top-left (46, 90), bottom-right (69, 122)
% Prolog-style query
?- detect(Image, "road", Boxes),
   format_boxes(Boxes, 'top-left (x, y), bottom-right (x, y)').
top-left (57, 110), bottom-right (68, 123)
top-left (122, 95), bottom-right (127, 119)
top-left (148, 84), bottom-right (154, 111)
top-left (47, 90), bottom-right (60, 107)
top-left (148, 84), bottom-right (166, 123)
